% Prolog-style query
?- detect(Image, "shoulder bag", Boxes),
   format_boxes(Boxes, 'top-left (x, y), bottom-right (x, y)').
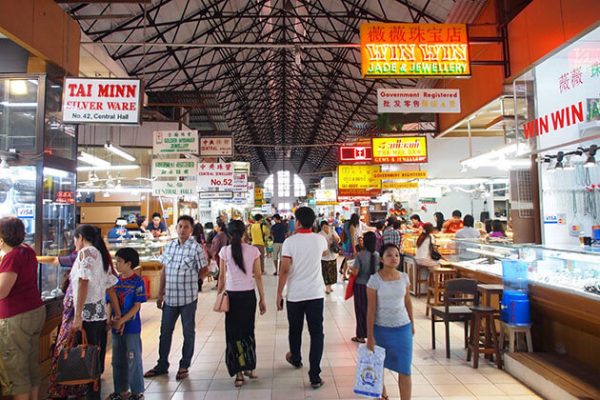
top-left (213, 291), bottom-right (229, 312)
top-left (430, 238), bottom-right (442, 261)
top-left (56, 328), bottom-right (101, 386)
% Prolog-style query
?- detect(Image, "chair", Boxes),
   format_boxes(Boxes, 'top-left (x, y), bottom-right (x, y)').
top-left (425, 267), bottom-right (457, 316)
top-left (431, 278), bottom-right (479, 359)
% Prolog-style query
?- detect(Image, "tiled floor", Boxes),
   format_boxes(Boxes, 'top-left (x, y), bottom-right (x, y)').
top-left (98, 258), bottom-right (543, 400)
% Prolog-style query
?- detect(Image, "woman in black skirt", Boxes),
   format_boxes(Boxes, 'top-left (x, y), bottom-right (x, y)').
top-left (217, 220), bottom-right (267, 387)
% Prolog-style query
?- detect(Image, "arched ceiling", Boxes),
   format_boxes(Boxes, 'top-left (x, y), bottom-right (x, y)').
top-left (60, 0), bottom-right (485, 177)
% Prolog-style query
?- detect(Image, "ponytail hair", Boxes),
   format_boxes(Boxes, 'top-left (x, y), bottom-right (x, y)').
top-left (227, 220), bottom-right (246, 272)
top-left (75, 224), bottom-right (113, 272)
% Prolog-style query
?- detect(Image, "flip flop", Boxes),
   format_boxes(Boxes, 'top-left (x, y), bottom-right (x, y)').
top-left (175, 369), bottom-right (189, 381)
top-left (351, 337), bottom-right (366, 343)
top-left (143, 367), bottom-right (168, 378)
top-left (243, 371), bottom-right (258, 379)
top-left (234, 375), bottom-right (244, 387)
top-left (285, 351), bottom-right (303, 368)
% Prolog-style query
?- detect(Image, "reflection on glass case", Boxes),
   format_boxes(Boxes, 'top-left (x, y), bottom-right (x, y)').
top-left (0, 78), bottom-right (39, 151)
top-left (42, 167), bottom-right (76, 257)
top-left (451, 239), bottom-right (600, 300)
top-left (106, 237), bottom-right (166, 263)
top-left (0, 165), bottom-right (37, 246)
top-left (38, 263), bottom-right (69, 301)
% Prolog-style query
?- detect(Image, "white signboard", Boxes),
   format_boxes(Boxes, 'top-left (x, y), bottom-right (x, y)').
top-left (200, 191), bottom-right (234, 199)
top-left (200, 136), bottom-right (234, 157)
top-left (198, 162), bottom-right (234, 191)
top-left (315, 189), bottom-right (337, 202)
top-left (62, 78), bottom-right (142, 124)
top-left (152, 159), bottom-right (197, 178)
top-left (377, 88), bottom-right (460, 114)
top-left (153, 130), bottom-right (198, 155)
top-left (233, 172), bottom-right (248, 192)
top-left (152, 180), bottom-right (197, 196)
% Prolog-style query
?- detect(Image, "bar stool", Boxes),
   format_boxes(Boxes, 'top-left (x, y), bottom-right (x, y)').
top-left (467, 306), bottom-right (502, 369)
top-left (426, 267), bottom-right (457, 316)
top-left (414, 263), bottom-right (430, 298)
top-left (499, 322), bottom-right (533, 353)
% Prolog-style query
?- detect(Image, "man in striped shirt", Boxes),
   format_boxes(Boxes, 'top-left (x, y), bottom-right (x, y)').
top-left (382, 218), bottom-right (402, 247)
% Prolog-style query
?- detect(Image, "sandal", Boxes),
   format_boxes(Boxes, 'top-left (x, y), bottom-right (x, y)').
top-left (234, 374), bottom-right (244, 387)
top-left (351, 337), bottom-right (366, 343)
top-left (175, 368), bottom-right (189, 381)
top-left (285, 351), bottom-right (303, 368)
top-left (143, 367), bottom-right (168, 378)
top-left (380, 395), bottom-right (389, 400)
top-left (243, 371), bottom-right (258, 379)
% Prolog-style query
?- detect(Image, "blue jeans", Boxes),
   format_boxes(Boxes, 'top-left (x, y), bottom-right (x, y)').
top-left (286, 298), bottom-right (324, 383)
top-left (112, 333), bottom-right (144, 395)
top-left (157, 300), bottom-right (197, 371)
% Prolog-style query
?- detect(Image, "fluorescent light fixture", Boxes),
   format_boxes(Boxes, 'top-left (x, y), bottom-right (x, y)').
top-left (43, 167), bottom-right (71, 178)
top-left (77, 151), bottom-right (110, 167)
top-left (497, 158), bottom-right (532, 170)
top-left (9, 80), bottom-right (28, 95)
top-left (105, 141), bottom-right (136, 162)
top-left (460, 144), bottom-right (518, 169)
top-left (424, 178), bottom-right (489, 186)
top-left (77, 164), bottom-right (140, 172)
top-left (77, 187), bottom-right (153, 194)
top-left (0, 101), bottom-right (37, 108)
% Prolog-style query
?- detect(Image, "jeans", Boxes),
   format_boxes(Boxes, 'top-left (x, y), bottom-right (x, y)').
top-left (79, 320), bottom-right (107, 400)
top-left (157, 300), bottom-right (197, 371)
top-left (286, 298), bottom-right (324, 383)
top-left (112, 333), bottom-right (144, 395)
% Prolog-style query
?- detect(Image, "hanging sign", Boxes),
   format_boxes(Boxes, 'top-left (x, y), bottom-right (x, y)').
top-left (360, 23), bottom-right (470, 78)
top-left (338, 144), bottom-right (373, 164)
top-left (254, 187), bottom-right (265, 206)
top-left (372, 136), bottom-right (428, 163)
top-left (198, 162), bottom-right (234, 191)
top-left (152, 180), bottom-right (197, 196)
top-left (337, 165), bottom-right (382, 197)
top-left (152, 159), bottom-right (197, 178)
top-left (62, 78), bottom-right (142, 124)
top-left (382, 181), bottom-right (419, 189)
top-left (315, 189), bottom-right (337, 202)
top-left (373, 170), bottom-right (428, 179)
top-left (232, 172), bottom-right (248, 192)
top-left (200, 136), bottom-right (234, 157)
top-left (153, 130), bottom-right (199, 155)
top-left (377, 88), bottom-right (460, 113)
top-left (200, 191), bottom-right (234, 199)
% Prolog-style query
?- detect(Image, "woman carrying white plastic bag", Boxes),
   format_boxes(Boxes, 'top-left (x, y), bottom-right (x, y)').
top-left (354, 344), bottom-right (385, 398)
top-left (366, 243), bottom-right (415, 400)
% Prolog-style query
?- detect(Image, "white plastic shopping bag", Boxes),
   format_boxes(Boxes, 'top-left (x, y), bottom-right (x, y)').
top-left (353, 344), bottom-right (386, 398)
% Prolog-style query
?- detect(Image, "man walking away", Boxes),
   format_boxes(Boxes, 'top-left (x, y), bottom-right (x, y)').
top-left (270, 214), bottom-right (288, 275)
top-left (277, 207), bottom-right (328, 389)
top-left (250, 214), bottom-right (269, 274)
top-left (144, 215), bottom-right (208, 381)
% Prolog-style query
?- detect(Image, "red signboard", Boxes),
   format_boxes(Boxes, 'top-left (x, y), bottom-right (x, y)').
top-left (338, 145), bottom-right (373, 164)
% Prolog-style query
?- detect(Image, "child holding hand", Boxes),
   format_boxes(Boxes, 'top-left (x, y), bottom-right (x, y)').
top-left (107, 247), bottom-right (146, 400)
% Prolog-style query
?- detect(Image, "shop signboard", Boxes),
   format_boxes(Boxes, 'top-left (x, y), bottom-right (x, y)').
top-left (371, 136), bottom-right (428, 163)
top-left (360, 23), bottom-right (470, 78)
top-left (337, 165), bottom-right (382, 197)
top-left (338, 144), bottom-right (373, 164)
top-left (382, 181), bottom-right (419, 189)
top-left (377, 88), bottom-right (460, 113)
top-left (62, 78), bottom-right (142, 124)
top-left (373, 170), bottom-right (428, 179)
top-left (232, 172), bottom-right (248, 192)
top-left (152, 180), bottom-right (197, 197)
top-left (200, 136), bottom-right (234, 157)
top-left (198, 162), bottom-right (234, 191)
top-left (254, 187), bottom-right (265, 206)
top-left (152, 159), bottom-right (198, 178)
top-left (199, 191), bottom-right (234, 199)
top-left (153, 130), bottom-right (199, 155)
top-left (315, 189), bottom-right (337, 202)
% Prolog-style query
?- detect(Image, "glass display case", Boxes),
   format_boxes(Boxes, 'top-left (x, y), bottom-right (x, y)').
top-left (451, 239), bottom-right (600, 300)
top-left (38, 262), bottom-right (69, 301)
top-left (0, 77), bottom-right (40, 151)
top-left (106, 236), bottom-right (167, 264)
top-left (0, 165), bottom-right (37, 246)
top-left (42, 167), bottom-right (76, 256)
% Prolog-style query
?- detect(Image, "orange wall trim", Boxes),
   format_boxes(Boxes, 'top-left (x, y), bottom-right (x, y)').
top-left (438, 0), bottom-right (600, 134)
top-left (0, 0), bottom-right (80, 75)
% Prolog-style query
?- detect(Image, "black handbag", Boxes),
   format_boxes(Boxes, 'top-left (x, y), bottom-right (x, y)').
top-left (430, 241), bottom-right (442, 261)
top-left (56, 328), bottom-right (101, 386)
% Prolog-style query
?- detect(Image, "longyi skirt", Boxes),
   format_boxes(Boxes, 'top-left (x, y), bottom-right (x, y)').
top-left (373, 323), bottom-right (413, 375)
top-left (321, 259), bottom-right (337, 285)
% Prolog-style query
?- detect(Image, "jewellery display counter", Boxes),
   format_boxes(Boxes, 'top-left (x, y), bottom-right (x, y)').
top-left (446, 240), bottom-right (600, 375)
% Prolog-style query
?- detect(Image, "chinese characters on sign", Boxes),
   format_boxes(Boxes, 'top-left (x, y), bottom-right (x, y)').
top-left (200, 136), bottom-right (234, 157)
top-left (62, 78), bottom-right (142, 124)
top-left (153, 130), bottom-right (199, 155)
top-left (152, 160), bottom-right (198, 177)
top-left (338, 145), bottom-right (373, 164)
top-left (371, 137), bottom-right (428, 163)
top-left (360, 23), bottom-right (470, 78)
top-left (198, 162), bottom-right (234, 191)
top-left (337, 165), bottom-right (382, 197)
top-left (377, 89), bottom-right (460, 113)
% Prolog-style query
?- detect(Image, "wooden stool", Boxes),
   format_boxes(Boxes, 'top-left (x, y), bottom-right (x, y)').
top-left (499, 322), bottom-right (533, 353)
top-left (467, 306), bottom-right (502, 369)
top-left (415, 263), bottom-right (430, 298)
top-left (426, 267), bottom-right (457, 316)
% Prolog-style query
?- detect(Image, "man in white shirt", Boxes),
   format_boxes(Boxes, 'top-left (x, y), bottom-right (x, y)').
top-left (277, 207), bottom-right (328, 389)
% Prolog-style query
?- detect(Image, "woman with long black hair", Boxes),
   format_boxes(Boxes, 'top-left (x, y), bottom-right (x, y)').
top-left (350, 231), bottom-right (380, 343)
top-left (415, 223), bottom-right (439, 268)
top-left (48, 224), bottom-right (120, 400)
top-left (217, 220), bottom-right (266, 388)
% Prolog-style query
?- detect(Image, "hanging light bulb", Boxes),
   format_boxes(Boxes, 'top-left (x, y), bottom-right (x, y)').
top-left (555, 151), bottom-right (565, 170)
top-left (585, 145), bottom-right (597, 168)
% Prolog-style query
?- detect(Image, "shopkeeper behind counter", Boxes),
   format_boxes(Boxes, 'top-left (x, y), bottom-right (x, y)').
top-left (147, 212), bottom-right (167, 238)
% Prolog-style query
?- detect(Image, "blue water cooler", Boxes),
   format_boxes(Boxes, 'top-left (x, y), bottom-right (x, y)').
top-left (500, 260), bottom-right (531, 325)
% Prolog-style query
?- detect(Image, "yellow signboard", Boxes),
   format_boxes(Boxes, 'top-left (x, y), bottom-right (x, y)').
top-left (360, 23), bottom-right (471, 78)
top-left (372, 136), bottom-right (428, 163)
top-left (382, 181), bottom-right (419, 189)
top-left (337, 165), bottom-right (382, 197)
top-left (316, 201), bottom-right (339, 206)
top-left (373, 170), bottom-right (428, 179)
top-left (254, 187), bottom-right (264, 206)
